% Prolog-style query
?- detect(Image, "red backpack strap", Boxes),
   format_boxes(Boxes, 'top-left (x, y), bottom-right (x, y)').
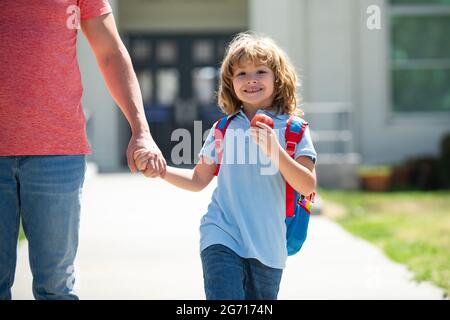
top-left (285, 116), bottom-right (308, 217)
top-left (213, 114), bottom-right (236, 176)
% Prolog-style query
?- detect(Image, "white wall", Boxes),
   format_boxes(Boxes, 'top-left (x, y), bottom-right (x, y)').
top-left (251, 0), bottom-right (450, 165)
top-left (118, 0), bottom-right (247, 32)
top-left (358, 0), bottom-right (450, 164)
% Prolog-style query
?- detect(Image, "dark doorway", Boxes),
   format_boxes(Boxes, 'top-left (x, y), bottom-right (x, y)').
top-left (122, 33), bottom-right (238, 166)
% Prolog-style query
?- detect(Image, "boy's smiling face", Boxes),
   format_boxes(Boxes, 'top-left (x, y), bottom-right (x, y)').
top-left (232, 58), bottom-right (275, 110)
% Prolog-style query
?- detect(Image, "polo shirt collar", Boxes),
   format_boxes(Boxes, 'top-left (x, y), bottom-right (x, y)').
top-left (235, 107), bottom-right (287, 121)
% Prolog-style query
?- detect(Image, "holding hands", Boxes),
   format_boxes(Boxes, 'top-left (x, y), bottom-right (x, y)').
top-left (134, 148), bottom-right (165, 178)
top-left (128, 132), bottom-right (167, 178)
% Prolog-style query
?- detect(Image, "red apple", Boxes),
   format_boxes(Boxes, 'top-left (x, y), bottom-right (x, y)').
top-left (250, 114), bottom-right (274, 129)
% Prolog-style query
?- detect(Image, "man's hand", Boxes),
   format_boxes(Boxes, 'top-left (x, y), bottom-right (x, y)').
top-left (128, 133), bottom-right (166, 178)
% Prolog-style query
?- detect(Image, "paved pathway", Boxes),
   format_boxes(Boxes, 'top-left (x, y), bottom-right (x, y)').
top-left (11, 167), bottom-right (445, 299)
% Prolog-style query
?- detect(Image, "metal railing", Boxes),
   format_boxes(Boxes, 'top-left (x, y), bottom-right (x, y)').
top-left (302, 102), bottom-right (357, 157)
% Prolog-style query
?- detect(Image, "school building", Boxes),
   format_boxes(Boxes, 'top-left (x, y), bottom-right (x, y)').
top-left (77, 0), bottom-right (450, 188)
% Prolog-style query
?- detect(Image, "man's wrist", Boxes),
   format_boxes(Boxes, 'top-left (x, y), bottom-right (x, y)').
top-left (131, 124), bottom-right (150, 134)
top-left (129, 115), bottom-right (151, 135)
top-left (131, 127), bottom-right (153, 141)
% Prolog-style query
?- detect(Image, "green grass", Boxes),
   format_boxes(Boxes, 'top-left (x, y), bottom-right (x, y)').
top-left (320, 190), bottom-right (450, 297)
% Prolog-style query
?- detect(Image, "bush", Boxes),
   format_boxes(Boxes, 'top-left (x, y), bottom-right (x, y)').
top-left (440, 132), bottom-right (450, 189)
top-left (389, 132), bottom-right (450, 191)
top-left (390, 163), bottom-right (413, 190)
top-left (408, 156), bottom-right (442, 190)
top-left (390, 156), bottom-right (442, 191)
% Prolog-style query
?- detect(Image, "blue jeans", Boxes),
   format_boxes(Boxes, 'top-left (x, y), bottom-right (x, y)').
top-left (200, 244), bottom-right (283, 300)
top-left (0, 155), bottom-right (86, 300)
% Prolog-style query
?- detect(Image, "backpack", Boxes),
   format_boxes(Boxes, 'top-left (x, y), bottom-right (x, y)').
top-left (213, 114), bottom-right (314, 256)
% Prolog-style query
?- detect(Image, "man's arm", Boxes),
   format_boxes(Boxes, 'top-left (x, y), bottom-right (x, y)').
top-left (81, 12), bottom-right (166, 176)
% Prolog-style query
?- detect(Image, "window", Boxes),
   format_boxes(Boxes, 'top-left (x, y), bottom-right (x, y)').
top-left (132, 40), bottom-right (152, 65)
top-left (156, 40), bottom-right (178, 64)
top-left (192, 40), bottom-right (214, 64)
top-left (389, 0), bottom-right (450, 112)
top-left (156, 69), bottom-right (179, 106)
top-left (192, 67), bottom-right (217, 106)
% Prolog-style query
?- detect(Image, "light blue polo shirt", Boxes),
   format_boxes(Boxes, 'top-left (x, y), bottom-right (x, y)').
top-left (198, 108), bottom-right (317, 269)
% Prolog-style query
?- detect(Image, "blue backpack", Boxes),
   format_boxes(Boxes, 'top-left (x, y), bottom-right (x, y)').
top-left (213, 114), bottom-right (314, 256)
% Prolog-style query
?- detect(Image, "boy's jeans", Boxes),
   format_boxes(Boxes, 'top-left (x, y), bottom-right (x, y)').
top-left (0, 155), bottom-right (86, 300)
top-left (200, 244), bottom-right (283, 300)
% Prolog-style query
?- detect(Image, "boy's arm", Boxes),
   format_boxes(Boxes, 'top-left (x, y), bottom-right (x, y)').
top-left (136, 149), bottom-right (216, 192)
top-left (163, 157), bottom-right (216, 192)
top-left (277, 154), bottom-right (316, 196)
top-left (251, 122), bottom-right (316, 196)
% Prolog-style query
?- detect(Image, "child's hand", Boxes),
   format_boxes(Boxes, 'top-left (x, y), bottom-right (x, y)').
top-left (250, 121), bottom-right (280, 158)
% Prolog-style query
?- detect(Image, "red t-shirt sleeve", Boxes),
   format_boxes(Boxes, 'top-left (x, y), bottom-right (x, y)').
top-left (79, 0), bottom-right (112, 20)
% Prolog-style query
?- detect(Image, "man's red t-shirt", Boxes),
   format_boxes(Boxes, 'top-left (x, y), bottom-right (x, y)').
top-left (0, 0), bottom-right (112, 155)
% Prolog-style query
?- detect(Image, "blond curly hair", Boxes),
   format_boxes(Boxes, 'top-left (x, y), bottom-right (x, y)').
top-left (218, 32), bottom-right (303, 116)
